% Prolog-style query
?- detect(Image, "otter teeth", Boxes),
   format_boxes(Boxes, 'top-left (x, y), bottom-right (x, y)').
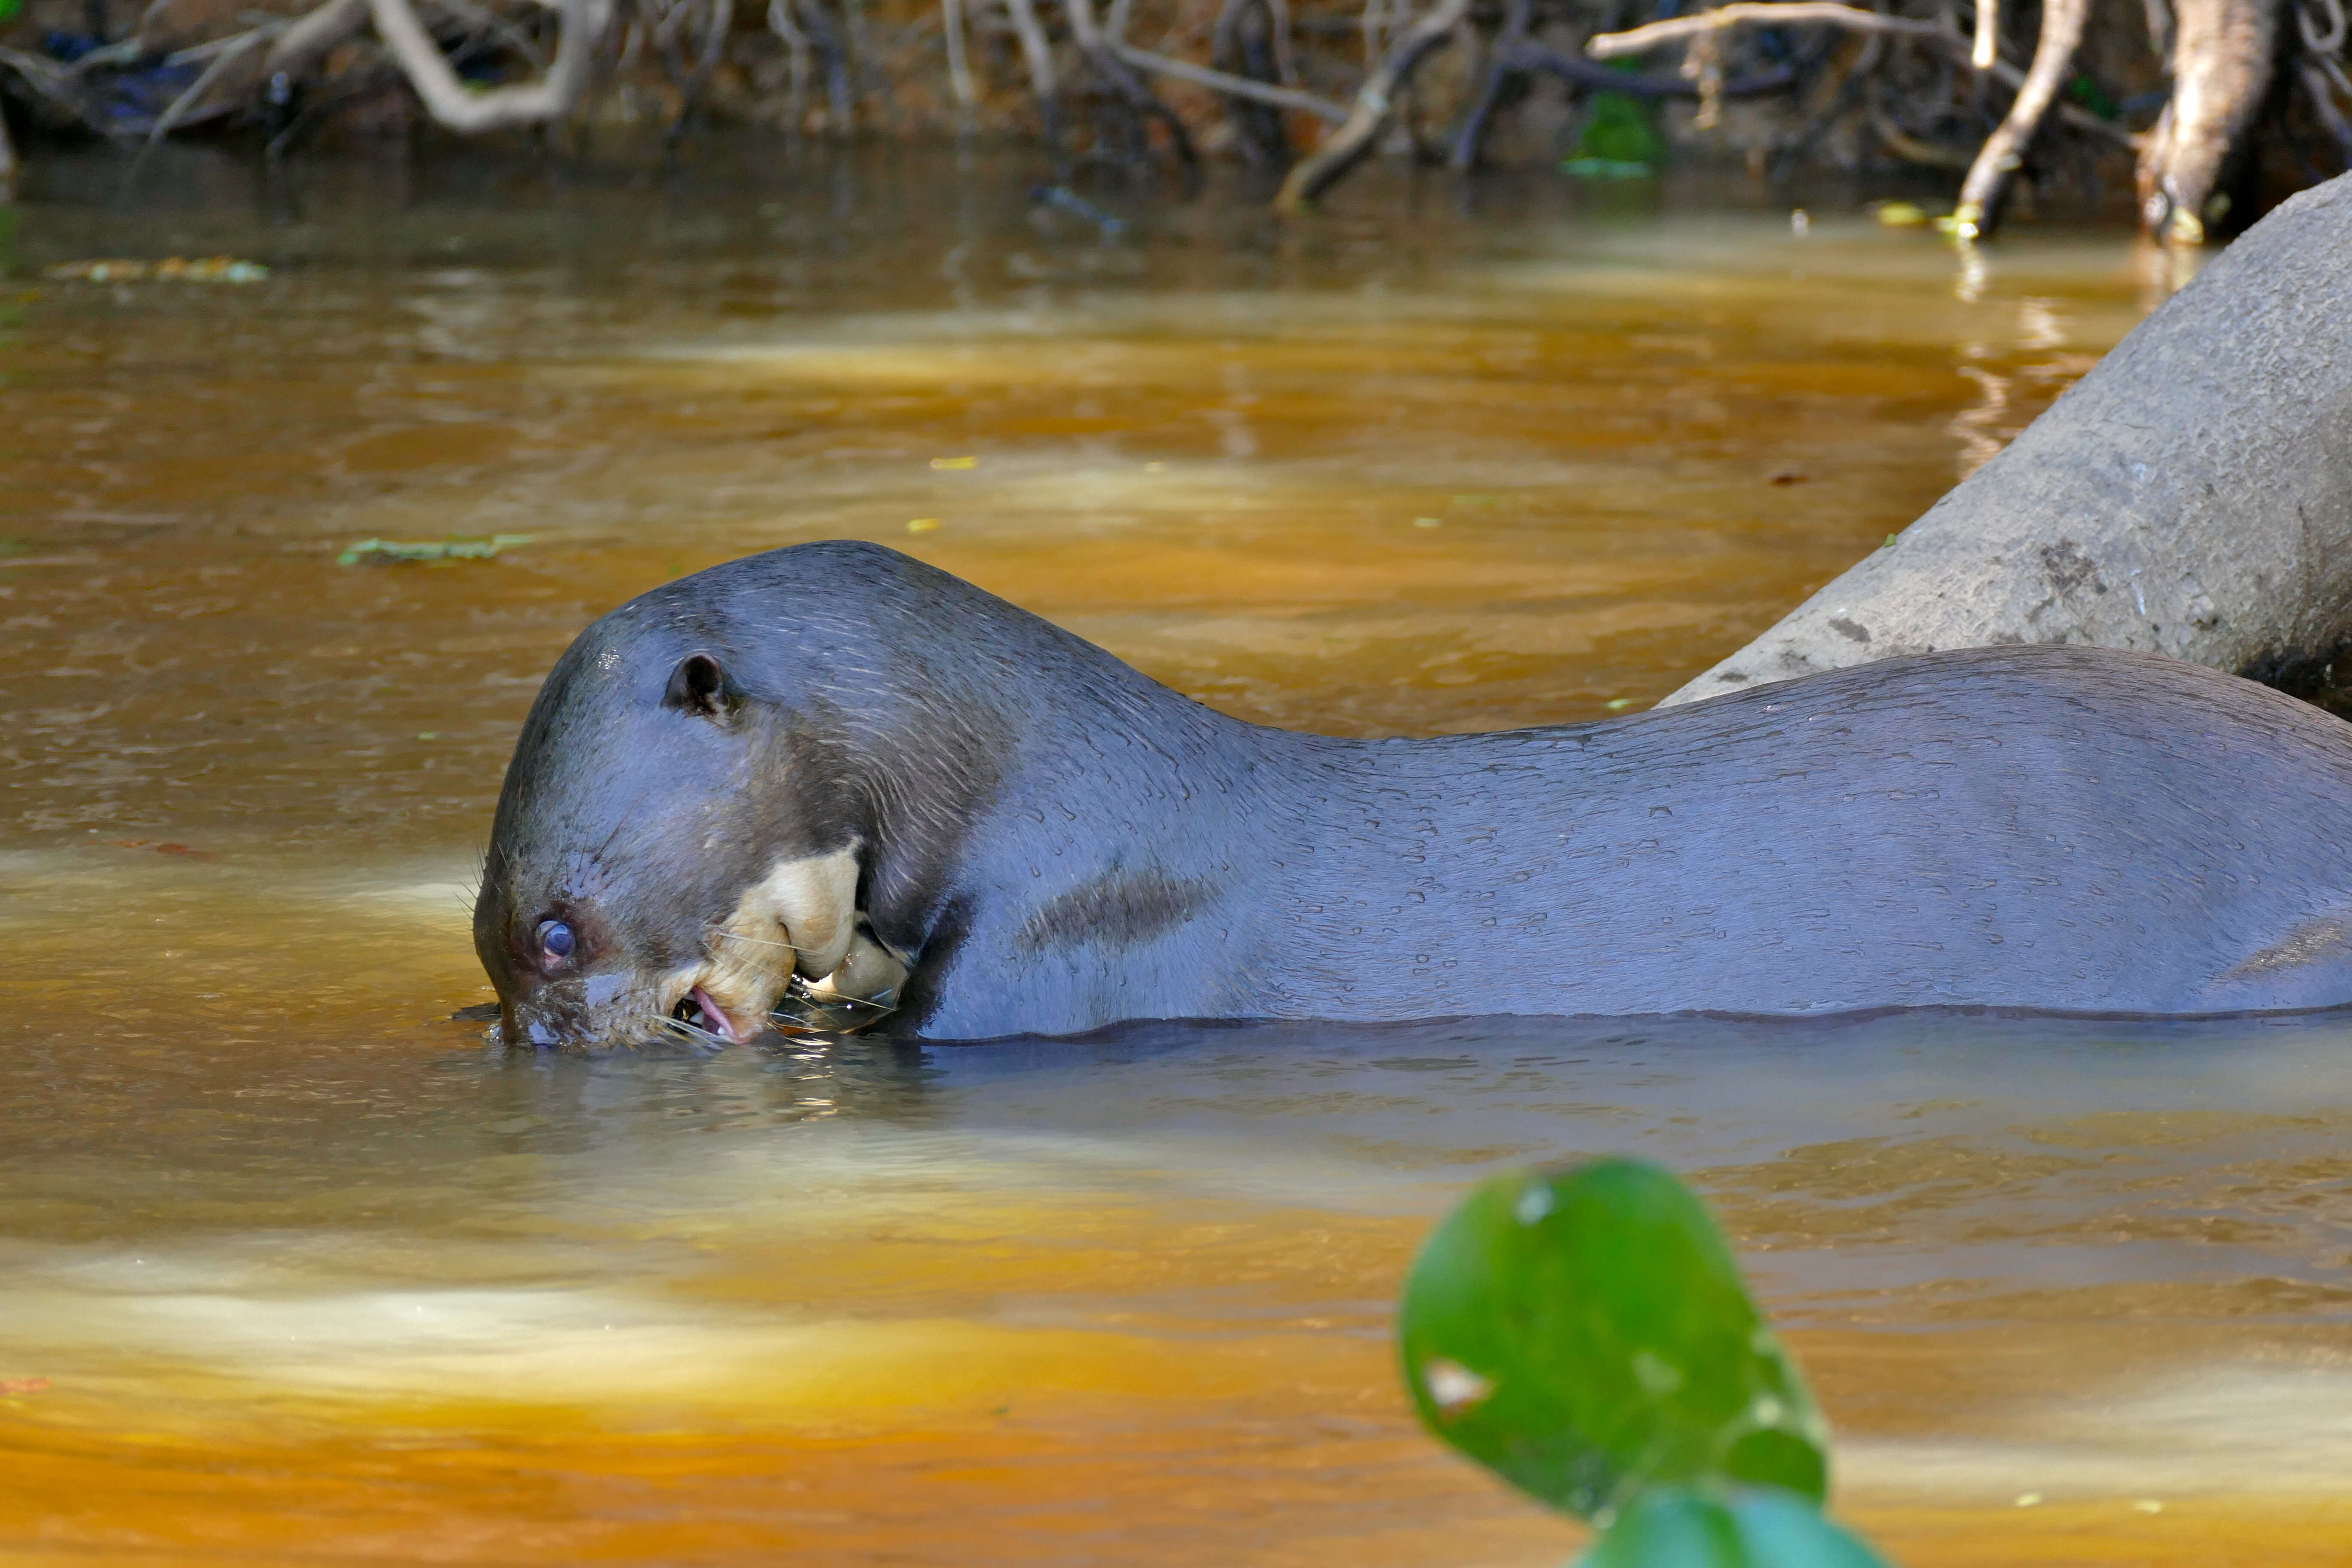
top-left (675, 985), bottom-right (746, 1043)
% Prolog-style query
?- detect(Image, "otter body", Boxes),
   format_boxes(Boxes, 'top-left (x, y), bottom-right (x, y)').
top-left (475, 542), bottom-right (2352, 1044)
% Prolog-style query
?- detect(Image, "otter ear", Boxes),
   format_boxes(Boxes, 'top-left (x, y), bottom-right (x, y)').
top-left (663, 652), bottom-right (743, 722)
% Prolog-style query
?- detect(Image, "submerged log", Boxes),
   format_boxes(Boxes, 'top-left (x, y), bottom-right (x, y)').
top-left (1660, 172), bottom-right (2352, 708)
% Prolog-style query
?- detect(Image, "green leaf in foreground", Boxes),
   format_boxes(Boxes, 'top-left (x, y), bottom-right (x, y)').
top-left (1578, 1488), bottom-right (1892, 1568)
top-left (1398, 1158), bottom-right (1830, 1521)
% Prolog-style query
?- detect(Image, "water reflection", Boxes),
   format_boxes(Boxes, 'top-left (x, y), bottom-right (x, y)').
top-left (0, 143), bottom-right (2329, 1564)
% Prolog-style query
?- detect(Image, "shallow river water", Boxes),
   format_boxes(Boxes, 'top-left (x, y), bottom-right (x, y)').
top-left (3, 144), bottom-right (2346, 1566)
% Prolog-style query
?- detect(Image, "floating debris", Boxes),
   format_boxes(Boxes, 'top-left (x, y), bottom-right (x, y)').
top-left (337, 534), bottom-right (532, 566)
top-left (0, 1377), bottom-right (50, 1397)
top-left (46, 257), bottom-right (270, 284)
top-left (930, 455), bottom-right (977, 471)
top-left (1413, 517), bottom-right (1445, 529)
top-left (906, 518), bottom-right (941, 533)
top-left (1874, 201), bottom-right (1933, 227)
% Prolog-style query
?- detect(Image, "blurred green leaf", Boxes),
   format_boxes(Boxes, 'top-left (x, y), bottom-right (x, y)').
top-left (0, 0), bottom-right (18, 26)
top-left (2065, 74), bottom-right (2120, 122)
top-left (1578, 1488), bottom-right (1893, 1568)
top-left (1571, 92), bottom-right (1666, 170)
top-left (1398, 1158), bottom-right (1829, 1522)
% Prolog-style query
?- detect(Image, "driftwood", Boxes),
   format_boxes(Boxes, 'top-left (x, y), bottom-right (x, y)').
top-left (1661, 172), bottom-right (2352, 707)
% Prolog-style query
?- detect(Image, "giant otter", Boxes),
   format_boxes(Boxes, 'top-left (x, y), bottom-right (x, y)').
top-left (475, 541), bottom-right (2352, 1044)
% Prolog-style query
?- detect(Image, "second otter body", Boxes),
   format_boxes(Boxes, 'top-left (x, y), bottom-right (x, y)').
top-left (475, 543), bottom-right (2352, 1044)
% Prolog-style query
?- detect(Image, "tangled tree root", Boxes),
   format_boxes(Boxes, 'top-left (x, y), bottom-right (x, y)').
top-left (0, 0), bottom-right (2346, 224)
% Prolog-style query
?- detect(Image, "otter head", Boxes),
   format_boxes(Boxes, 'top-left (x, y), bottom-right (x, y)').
top-left (472, 627), bottom-right (901, 1050)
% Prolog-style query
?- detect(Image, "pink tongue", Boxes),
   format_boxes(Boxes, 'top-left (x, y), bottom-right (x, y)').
top-left (692, 986), bottom-right (743, 1043)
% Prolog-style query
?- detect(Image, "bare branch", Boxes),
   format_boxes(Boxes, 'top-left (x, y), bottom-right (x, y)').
top-left (265, 0), bottom-right (374, 79)
top-left (1588, 4), bottom-right (1950, 57)
top-left (1952, 0), bottom-right (2089, 235)
top-left (940, 0), bottom-right (974, 113)
top-left (429, 0), bottom-right (551, 70)
top-left (1109, 42), bottom-right (1348, 121)
top-left (1871, 105), bottom-right (1972, 165)
top-left (999, 0), bottom-right (1059, 142)
top-left (151, 21), bottom-right (284, 142)
top-left (767, 0), bottom-right (813, 122)
top-left (1275, 0), bottom-right (1475, 211)
top-left (1588, 3), bottom-right (2138, 147)
top-left (369, 0), bottom-right (612, 132)
top-left (0, 46), bottom-right (94, 124)
top-left (1066, 0), bottom-right (1199, 172)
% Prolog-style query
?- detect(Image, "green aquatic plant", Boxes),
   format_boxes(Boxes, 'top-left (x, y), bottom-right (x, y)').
top-left (1398, 1158), bottom-right (1893, 1568)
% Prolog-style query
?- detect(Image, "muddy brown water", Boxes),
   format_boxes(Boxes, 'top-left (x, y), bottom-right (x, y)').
top-left (2, 144), bottom-right (2345, 1566)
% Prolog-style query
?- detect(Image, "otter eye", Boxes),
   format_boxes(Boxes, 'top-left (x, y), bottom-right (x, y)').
top-left (537, 919), bottom-right (576, 962)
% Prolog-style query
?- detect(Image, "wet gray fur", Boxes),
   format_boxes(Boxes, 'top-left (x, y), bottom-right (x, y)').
top-left (479, 541), bottom-right (2352, 1042)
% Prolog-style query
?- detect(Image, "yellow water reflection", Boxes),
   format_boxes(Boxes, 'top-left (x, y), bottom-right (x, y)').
top-left (3, 145), bottom-right (2343, 1565)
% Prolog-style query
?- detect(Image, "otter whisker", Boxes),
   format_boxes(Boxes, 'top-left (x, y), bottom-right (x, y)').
top-left (655, 1013), bottom-right (731, 1050)
top-left (707, 927), bottom-right (802, 953)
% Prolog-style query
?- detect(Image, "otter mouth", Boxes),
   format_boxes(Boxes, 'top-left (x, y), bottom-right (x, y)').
top-left (671, 985), bottom-right (748, 1043)
top-left (665, 969), bottom-right (902, 1044)
top-left (648, 919), bottom-right (913, 1048)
